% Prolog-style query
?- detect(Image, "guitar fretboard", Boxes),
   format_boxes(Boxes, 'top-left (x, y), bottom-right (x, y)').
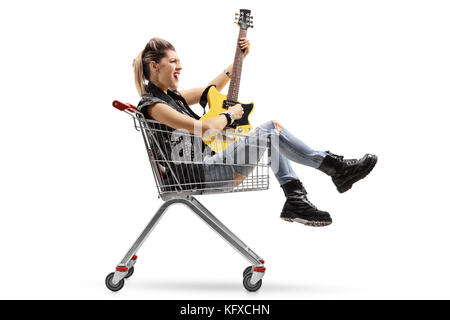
top-left (227, 28), bottom-right (247, 102)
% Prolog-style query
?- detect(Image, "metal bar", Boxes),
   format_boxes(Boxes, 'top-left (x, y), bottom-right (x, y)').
top-left (117, 199), bottom-right (179, 266)
top-left (138, 114), bottom-right (183, 190)
top-left (180, 196), bottom-right (262, 265)
top-left (133, 112), bottom-right (269, 200)
top-left (188, 196), bottom-right (262, 262)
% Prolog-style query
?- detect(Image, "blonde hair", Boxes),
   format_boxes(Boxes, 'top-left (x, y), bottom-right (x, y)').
top-left (133, 38), bottom-right (175, 96)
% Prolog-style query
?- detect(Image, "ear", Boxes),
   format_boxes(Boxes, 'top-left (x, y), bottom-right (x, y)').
top-left (150, 61), bottom-right (159, 73)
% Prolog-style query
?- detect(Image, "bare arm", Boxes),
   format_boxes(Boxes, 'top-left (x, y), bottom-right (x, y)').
top-left (179, 37), bottom-right (250, 106)
top-left (178, 67), bottom-right (231, 106)
top-left (147, 103), bottom-right (243, 136)
top-left (178, 87), bottom-right (207, 106)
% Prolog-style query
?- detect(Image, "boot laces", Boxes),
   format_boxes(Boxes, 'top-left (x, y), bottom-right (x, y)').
top-left (327, 151), bottom-right (357, 166)
top-left (296, 181), bottom-right (317, 208)
top-left (344, 159), bottom-right (358, 165)
top-left (300, 194), bottom-right (317, 209)
top-left (284, 180), bottom-right (317, 209)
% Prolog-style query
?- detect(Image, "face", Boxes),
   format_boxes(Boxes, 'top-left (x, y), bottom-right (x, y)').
top-left (150, 50), bottom-right (182, 90)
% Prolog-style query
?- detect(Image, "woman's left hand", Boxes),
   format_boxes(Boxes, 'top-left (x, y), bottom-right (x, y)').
top-left (239, 37), bottom-right (251, 58)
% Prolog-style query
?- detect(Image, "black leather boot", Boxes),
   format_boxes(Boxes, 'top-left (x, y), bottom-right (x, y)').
top-left (280, 179), bottom-right (332, 227)
top-left (318, 151), bottom-right (377, 193)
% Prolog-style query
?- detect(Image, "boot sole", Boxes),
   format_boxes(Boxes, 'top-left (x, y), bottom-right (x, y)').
top-left (337, 155), bottom-right (378, 193)
top-left (281, 217), bottom-right (332, 227)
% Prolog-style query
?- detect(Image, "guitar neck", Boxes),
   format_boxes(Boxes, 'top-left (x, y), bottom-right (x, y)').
top-left (227, 28), bottom-right (247, 102)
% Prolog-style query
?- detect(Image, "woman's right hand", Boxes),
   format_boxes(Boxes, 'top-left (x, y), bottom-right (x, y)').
top-left (229, 104), bottom-right (244, 121)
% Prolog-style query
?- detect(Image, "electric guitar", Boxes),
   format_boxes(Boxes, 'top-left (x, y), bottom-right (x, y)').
top-left (200, 9), bottom-right (255, 153)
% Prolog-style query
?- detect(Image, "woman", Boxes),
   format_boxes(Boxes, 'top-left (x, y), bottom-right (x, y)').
top-left (133, 37), bottom-right (377, 227)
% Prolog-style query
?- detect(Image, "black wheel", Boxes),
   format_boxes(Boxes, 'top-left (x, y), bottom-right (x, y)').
top-left (124, 266), bottom-right (134, 279)
top-left (105, 272), bottom-right (125, 292)
top-left (243, 273), bottom-right (262, 292)
top-left (243, 266), bottom-right (252, 277)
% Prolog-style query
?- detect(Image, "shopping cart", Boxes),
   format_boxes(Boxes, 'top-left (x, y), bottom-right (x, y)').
top-left (105, 100), bottom-right (271, 292)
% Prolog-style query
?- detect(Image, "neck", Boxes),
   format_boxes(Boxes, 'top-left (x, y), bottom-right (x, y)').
top-left (149, 78), bottom-right (168, 94)
top-left (227, 28), bottom-right (247, 102)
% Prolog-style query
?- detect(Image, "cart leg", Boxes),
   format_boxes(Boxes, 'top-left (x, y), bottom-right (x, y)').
top-left (181, 196), bottom-right (265, 268)
top-left (189, 197), bottom-right (264, 263)
top-left (107, 195), bottom-right (265, 291)
top-left (110, 199), bottom-right (179, 285)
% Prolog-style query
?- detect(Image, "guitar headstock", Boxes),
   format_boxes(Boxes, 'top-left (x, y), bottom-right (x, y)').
top-left (234, 9), bottom-right (253, 30)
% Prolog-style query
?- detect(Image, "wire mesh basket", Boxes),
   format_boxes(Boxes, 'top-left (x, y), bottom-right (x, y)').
top-left (114, 101), bottom-right (270, 200)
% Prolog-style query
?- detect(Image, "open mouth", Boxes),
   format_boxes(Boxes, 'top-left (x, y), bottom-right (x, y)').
top-left (173, 72), bottom-right (180, 80)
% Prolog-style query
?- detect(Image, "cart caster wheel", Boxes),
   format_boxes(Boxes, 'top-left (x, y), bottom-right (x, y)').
top-left (243, 273), bottom-right (262, 292)
top-left (124, 266), bottom-right (134, 279)
top-left (105, 272), bottom-right (125, 292)
top-left (243, 266), bottom-right (252, 277)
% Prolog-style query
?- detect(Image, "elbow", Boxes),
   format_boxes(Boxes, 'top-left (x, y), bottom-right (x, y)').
top-left (201, 122), bottom-right (215, 136)
top-left (198, 120), bottom-right (221, 137)
top-left (193, 120), bottom-right (211, 136)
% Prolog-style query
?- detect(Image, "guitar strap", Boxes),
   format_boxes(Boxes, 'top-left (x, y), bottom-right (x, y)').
top-left (199, 84), bottom-right (216, 115)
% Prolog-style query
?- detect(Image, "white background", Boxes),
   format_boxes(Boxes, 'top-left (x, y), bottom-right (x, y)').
top-left (1, 0), bottom-right (449, 299)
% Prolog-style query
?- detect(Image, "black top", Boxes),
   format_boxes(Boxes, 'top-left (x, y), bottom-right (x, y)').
top-left (138, 82), bottom-right (201, 120)
top-left (137, 82), bottom-right (212, 191)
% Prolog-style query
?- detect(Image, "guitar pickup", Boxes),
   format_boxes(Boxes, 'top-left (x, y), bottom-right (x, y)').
top-left (222, 100), bottom-right (254, 127)
top-left (223, 100), bottom-right (237, 109)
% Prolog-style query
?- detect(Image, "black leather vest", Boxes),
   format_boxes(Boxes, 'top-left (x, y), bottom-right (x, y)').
top-left (137, 82), bottom-right (212, 191)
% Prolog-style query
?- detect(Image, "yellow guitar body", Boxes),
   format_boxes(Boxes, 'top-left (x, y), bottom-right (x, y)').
top-left (200, 86), bottom-right (254, 153)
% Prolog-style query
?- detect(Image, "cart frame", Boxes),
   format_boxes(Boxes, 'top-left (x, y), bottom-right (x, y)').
top-left (105, 100), bottom-right (270, 292)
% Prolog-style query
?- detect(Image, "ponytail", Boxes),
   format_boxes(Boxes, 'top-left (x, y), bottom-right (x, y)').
top-left (133, 50), bottom-right (146, 96)
top-left (132, 38), bottom-right (176, 96)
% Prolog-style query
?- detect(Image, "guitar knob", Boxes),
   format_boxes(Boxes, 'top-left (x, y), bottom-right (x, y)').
top-left (238, 127), bottom-right (243, 133)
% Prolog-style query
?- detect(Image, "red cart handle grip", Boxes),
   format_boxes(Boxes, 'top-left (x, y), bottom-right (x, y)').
top-left (112, 100), bottom-right (137, 113)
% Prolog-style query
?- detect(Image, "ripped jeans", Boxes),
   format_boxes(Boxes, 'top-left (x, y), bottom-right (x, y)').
top-left (203, 120), bottom-right (327, 189)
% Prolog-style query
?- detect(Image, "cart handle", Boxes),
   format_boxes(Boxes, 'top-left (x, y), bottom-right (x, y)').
top-left (112, 100), bottom-right (137, 113)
